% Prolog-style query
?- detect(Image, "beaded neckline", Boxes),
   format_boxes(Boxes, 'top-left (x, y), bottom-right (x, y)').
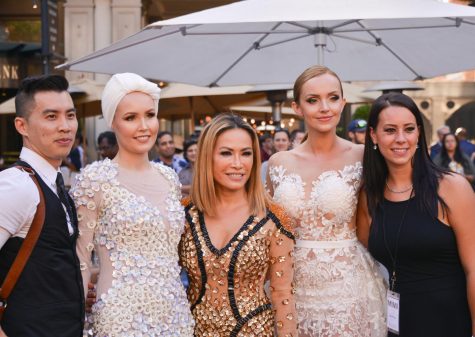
top-left (198, 210), bottom-right (261, 256)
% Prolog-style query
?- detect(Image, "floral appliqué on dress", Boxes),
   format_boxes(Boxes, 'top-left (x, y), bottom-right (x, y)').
top-left (71, 159), bottom-right (194, 337)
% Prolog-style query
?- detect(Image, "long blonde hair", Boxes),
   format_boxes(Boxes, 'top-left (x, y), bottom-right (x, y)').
top-left (191, 113), bottom-right (267, 216)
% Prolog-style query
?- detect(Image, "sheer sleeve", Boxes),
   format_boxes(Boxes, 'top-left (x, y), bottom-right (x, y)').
top-left (70, 163), bottom-right (103, 297)
top-left (179, 197), bottom-right (192, 268)
top-left (268, 207), bottom-right (297, 337)
top-left (265, 162), bottom-right (275, 196)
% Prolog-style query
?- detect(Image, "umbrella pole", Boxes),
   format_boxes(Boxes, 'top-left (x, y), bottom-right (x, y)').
top-left (317, 44), bottom-right (324, 65)
top-left (315, 22), bottom-right (326, 65)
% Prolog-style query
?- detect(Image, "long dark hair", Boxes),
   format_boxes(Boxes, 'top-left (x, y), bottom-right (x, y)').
top-left (439, 133), bottom-right (471, 172)
top-left (363, 92), bottom-right (448, 217)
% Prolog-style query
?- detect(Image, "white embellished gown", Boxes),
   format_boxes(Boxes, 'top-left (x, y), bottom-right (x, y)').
top-left (71, 159), bottom-right (194, 337)
top-left (269, 161), bottom-right (387, 337)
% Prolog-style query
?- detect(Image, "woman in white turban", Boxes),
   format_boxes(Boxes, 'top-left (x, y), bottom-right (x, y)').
top-left (71, 73), bottom-right (195, 337)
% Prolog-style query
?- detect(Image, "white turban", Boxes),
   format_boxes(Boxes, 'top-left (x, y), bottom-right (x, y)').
top-left (101, 73), bottom-right (161, 127)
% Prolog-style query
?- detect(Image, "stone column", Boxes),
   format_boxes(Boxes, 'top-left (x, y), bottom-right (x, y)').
top-left (88, 0), bottom-right (113, 159)
top-left (94, 0), bottom-right (112, 84)
top-left (64, 0), bottom-right (94, 81)
top-left (112, 0), bottom-right (142, 43)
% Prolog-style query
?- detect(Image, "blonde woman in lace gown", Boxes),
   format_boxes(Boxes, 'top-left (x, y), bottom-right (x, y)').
top-left (179, 113), bottom-right (298, 337)
top-left (267, 66), bottom-right (387, 337)
top-left (71, 73), bottom-right (194, 337)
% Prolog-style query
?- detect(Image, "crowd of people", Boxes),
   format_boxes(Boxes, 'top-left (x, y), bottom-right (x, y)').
top-left (0, 67), bottom-right (474, 337)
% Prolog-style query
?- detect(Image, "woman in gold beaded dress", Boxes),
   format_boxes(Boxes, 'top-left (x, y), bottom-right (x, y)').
top-left (179, 113), bottom-right (298, 337)
top-left (71, 73), bottom-right (194, 337)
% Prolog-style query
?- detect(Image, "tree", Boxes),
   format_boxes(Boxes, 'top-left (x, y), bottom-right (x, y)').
top-left (352, 104), bottom-right (371, 121)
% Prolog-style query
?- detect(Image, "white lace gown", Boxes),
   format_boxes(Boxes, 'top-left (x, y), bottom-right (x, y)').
top-left (71, 159), bottom-right (194, 337)
top-left (269, 162), bottom-right (387, 337)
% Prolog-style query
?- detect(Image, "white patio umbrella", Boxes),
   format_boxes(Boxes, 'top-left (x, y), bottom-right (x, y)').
top-left (59, 0), bottom-right (475, 86)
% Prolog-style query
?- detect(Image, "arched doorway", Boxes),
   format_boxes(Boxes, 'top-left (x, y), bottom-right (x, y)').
top-left (447, 101), bottom-right (475, 140)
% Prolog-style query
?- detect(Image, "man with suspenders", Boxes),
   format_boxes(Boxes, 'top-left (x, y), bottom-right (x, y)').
top-left (0, 75), bottom-right (84, 336)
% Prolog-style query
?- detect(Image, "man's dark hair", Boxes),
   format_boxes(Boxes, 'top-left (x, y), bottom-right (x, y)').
top-left (15, 75), bottom-right (69, 118)
top-left (259, 133), bottom-right (272, 145)
top-left (156, 131), bottom-right (172, 144)
top-left (97, 131), bottom-right (117, 146)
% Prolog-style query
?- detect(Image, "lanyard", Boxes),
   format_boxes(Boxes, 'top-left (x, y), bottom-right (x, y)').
top-left (381, 190), bottom-right (413, 291)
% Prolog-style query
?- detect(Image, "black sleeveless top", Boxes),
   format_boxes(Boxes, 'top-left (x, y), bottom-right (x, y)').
top-left (369, 197), bottom-right (471, 337)
top-left (0, 162), bottom-right (85, 337)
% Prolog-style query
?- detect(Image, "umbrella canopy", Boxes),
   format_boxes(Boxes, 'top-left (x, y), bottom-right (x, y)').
top-left (364, 81), bottom-right (424, 93)
top-left (0, 97), bottom-right (15, 115)
top-left (59, 0), bottom-right (475, 86)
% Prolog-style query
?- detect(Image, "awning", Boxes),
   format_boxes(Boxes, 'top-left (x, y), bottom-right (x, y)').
top-left (0, 78), bottom-right (104, 115)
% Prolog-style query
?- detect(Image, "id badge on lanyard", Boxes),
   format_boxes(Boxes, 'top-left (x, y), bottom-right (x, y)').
top-left (381, 196), bottom-right (412, 336)
top-left (387, 289), bottom-right (400, 335)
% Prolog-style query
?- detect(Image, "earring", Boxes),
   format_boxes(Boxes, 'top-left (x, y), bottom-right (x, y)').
top-left (373, 144), bottom-right (378, 150)
top-left (416, 144), bottom-right (419, 149)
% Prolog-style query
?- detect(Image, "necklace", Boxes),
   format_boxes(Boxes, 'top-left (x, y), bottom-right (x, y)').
top-left (385, 181), bottom-right (413, 194)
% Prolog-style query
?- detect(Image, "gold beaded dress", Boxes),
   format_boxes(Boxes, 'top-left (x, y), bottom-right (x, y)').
top-left (71, 159), bottom-right (194, 337)
top-left (179, 200), bottom-right (297, 337)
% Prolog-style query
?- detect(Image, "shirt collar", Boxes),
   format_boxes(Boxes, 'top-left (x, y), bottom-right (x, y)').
top-left (19, 147), bottom-right (60, 189)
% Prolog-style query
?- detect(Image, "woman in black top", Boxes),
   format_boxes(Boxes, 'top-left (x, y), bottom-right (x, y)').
top-left (357, 92), bottom-right (475, 337)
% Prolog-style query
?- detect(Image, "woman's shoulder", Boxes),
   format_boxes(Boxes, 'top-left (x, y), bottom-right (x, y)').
top-left (77, 159), bottom-right (117, 182)
top-left (83, 158), bottom-right (114, 171)
top-left (439, 172), bottom-right (473, 200)
top-left (152, 160), bottom-right (174, 173)
top-left (266, 152), bottom-right (297, 183)
top-left (338, 137), bottom-right (364, 160)
top-left (151, 161), bottom-right (180, 181)
top-left (268, 150), bottom-right (288, 166)
top-left (266, 202), bottom-right (295, 240)
top-left (268, 147), bottom-right (305, 169)
top-left (71, 160), bottom-right (117, 206)
top-left (437, 171), bottom-right (475, 228)
top-left (181, 197), bottom-right (198, 228)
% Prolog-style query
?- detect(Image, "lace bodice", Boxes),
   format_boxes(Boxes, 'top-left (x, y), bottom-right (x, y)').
top-left (71, 159), bottom-right (194, 337)
top-left (269, 162), bottom-right (362, 241)
top-left (179, 201), bottom-right (297, 337)
top-left (269, 161), bottom-right (387, 336)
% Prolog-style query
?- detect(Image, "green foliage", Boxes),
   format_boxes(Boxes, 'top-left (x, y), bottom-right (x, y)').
top-left (336, 126), bottom-right (345, 138)
top-left (352, 104), bottom-right (371, 121)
